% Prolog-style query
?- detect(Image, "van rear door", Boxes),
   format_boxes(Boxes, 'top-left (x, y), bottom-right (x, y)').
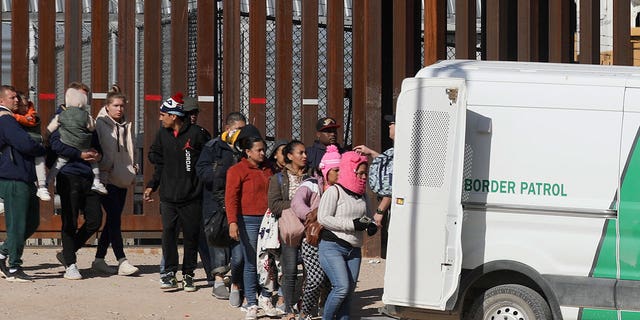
top-left (383, 78), bottom-right (467, 310)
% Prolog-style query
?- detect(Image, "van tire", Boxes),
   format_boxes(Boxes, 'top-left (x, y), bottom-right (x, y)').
top-left (466, 284), bottom-right (551, 320)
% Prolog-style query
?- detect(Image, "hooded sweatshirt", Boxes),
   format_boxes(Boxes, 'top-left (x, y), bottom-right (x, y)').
top-left (95, 107), bottom-right (136, 188)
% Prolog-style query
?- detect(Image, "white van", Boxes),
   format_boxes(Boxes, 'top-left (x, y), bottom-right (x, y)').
top-left (382, 60), bottom-right (640, 320)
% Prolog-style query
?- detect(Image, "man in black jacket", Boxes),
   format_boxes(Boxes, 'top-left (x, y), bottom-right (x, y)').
top-left (143, 92), bottom-right (209, 292)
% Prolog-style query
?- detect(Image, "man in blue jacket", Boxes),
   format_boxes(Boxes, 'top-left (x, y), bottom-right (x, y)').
top-left (0, 85), bottom-right (46, 282)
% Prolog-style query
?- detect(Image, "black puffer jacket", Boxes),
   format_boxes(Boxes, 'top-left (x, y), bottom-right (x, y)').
top-left (146, 121), bottom-right (209, 204)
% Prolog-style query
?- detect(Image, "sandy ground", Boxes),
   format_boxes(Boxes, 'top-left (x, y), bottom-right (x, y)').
top-left (0, 247), bottom-right (388, 320)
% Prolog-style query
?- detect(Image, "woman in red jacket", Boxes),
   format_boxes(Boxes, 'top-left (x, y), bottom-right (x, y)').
top-left (226, 135), bottom-right (275, 320)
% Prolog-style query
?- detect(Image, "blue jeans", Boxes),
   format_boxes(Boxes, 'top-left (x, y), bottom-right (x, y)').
top-left (280, 240), bottom-right (300, 312)
top-left (318, 240), bottom-right (361, 320)
top-left (96, 184), bottom-right (127, 260)
top-left (230, 240), bottom-right (243, 286)
top-left (239, 215), bottom-right (271, 307)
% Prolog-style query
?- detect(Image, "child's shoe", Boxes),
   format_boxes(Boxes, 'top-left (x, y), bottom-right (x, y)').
top-left (36, 187), bottom-right (51, 201)
top-left (91, 182), bottom-right (108, 195)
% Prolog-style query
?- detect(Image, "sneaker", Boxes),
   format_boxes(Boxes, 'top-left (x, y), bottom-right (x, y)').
top-left (212, 282), bottom-right (230, 299)
top-left (245, 305), bottom-right (258, 320)
top-left (36, 187), bottom-right (51, 201)
top-left (274, 303), bottom-right (287, 316)
top-left (160, 272), bottom-right (178, 289)
top-left (6, 268), bottom-right (33, 282)
top-left (211, 264), bottom-right (231, 277)
top-left (182, 274), bottom-right (196, 292)
top-left (0, 256), bottom-right (8, 278)
top-left (229, 288), bottom-right (242, 307)
top-left (91, 182), bottom-right (108, 195)
top-left (117, 259), bottom-right (139, 276)
top-left (91, 258), bottom-right (115, 274)
top-left (259, 296), bottom-right (279, 317)
top-left (64, 264), bottom-right (82, 280)
top-left (56, 251), bottom-right (67, 268)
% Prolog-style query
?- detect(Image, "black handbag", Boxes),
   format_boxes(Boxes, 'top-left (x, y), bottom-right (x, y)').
top-left (204, 209), bottom-right (233, 247)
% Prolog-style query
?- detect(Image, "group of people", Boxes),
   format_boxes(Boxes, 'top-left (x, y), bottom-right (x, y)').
top-left (0, 82), bottom-right (396, 320)
top-left (0, 83), bottom-right (141, 281)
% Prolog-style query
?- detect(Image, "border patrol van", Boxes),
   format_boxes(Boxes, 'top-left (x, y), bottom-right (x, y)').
top-left (382, 60), bottom-right (640, 320)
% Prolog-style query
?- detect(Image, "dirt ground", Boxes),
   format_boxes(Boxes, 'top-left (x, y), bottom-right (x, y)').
top-left (0, 247), bottom-right (388, 320)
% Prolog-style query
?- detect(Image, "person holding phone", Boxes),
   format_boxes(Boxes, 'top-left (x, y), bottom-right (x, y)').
top-left (316, 151), bottom-right (377, 319)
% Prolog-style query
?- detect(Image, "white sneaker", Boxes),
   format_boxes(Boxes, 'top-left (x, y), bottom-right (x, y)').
top-left (36, 187), bottom-right (51, 201)
top-left (91, 258), bottom-right (115, 274)
top-left (245, 305), bottom-right (258, 320)
top-left (117, 259), bottom-right (139, 276)
top-left (64, 264), bottom-right (82, 280)
top-left (91, 182), bottom-right (108, 195)
top-left (258, 296), bottom-right (279, 317)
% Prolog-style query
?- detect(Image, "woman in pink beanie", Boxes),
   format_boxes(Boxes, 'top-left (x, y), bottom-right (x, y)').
top-left (290, 145), bottom-right (341, 319)
top-left (317, 151), bottom-right (377, 319)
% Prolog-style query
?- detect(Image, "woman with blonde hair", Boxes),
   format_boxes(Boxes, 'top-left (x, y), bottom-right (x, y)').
top-left (91, 85), bottom-right (139, 276)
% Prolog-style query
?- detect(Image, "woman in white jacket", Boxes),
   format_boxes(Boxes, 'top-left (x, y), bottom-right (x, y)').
top-left (91, 85), bottom-right (139, 276)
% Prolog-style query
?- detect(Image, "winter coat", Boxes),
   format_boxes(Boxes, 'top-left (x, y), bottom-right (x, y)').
top-left (57, 107), bottom-right (95, 150)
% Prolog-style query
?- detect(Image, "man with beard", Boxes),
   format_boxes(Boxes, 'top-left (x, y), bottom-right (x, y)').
top-left (305, 117), bottom-right (343, 171)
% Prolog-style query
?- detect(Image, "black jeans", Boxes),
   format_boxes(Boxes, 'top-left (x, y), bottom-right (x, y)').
top-left (95, 184), bottom-right (128, 260)
top-left (57, 173), bottom-right (103, 265)
top-left (280, 240), bottom-right (300, 312)
top-left (160, 200), bottom-right (202, 276)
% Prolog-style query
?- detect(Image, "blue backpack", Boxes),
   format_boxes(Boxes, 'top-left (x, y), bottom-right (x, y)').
top-left (368, 148), bottom-right (394, 197)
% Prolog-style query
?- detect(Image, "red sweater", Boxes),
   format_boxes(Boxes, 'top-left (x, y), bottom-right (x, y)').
top-left (225, 158), bottom-right (274, 224)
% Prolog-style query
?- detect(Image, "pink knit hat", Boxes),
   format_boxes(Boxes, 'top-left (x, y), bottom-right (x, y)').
top-left (337, 151), bottom-right (368, 195)
top-left (319, 145), bottom-right (341, 180)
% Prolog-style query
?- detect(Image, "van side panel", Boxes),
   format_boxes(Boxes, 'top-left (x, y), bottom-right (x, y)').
top-left (461, 77), bottom-right (621, 320)
top-left (461, 91), bottom-right (620, 277)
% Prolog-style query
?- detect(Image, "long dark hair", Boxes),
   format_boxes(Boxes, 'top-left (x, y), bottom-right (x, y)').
top-left (283, 140), bottom-right (305, 164)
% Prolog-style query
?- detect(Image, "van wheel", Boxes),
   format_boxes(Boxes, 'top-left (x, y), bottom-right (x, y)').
top-left (466, 284), bottom-right (551, 320)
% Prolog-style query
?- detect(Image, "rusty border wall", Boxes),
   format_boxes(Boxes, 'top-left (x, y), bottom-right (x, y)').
top-left (0, 0), bottom-right (633, 256)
